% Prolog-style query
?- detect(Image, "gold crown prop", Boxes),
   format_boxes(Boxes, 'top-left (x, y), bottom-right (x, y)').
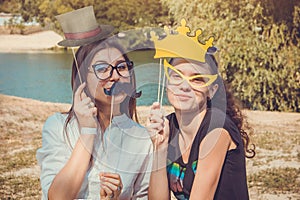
top-left (151, 19), bottom-right (214, 62)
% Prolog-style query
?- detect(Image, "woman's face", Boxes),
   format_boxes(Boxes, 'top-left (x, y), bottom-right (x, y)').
top-left (86, 47), bottom-right (131, 105)
top-left (166, 59), bottom-right (217, 113)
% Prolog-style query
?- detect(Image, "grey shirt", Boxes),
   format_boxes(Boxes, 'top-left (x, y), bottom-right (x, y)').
top-left (37, 113), bottom-right (153, 200)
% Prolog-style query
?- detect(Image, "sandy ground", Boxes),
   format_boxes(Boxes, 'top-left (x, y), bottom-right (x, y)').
top-left (0, 30), bottom-right (63, 52)
top-left (0, 94), bottom-right (299, 199)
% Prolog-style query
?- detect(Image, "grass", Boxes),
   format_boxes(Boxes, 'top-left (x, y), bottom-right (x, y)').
top-left (252, 131), bottom-right (300, 153)
top-left (0, 94), bottom-right (299, 199)
top-left (0, 174), bottom-right (41, 199)
top-left (2, 149), bottom-right (37, 173)
top-left (248, 167), bottom-right (300, 194)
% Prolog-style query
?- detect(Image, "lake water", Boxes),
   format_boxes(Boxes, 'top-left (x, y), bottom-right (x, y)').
top-left (0, 51), bottom-right (168, 106)
top-left (0, 15), bottom-right (39, 26)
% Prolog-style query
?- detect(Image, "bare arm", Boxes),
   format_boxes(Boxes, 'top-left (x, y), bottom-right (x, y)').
top-left (48, 82), bottom-right (98, 199)
top-left (147, 102), bottom-right (170, 200)
top-left (189, 128), bottom-right (234, 200)
top-left (148, 148), bottom-right (170, 200)
top-left (48, 135), bottom-right (95, 199)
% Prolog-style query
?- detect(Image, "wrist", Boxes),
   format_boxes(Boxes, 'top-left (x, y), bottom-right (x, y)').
top-left (152, 148), bottom-right (168, 171)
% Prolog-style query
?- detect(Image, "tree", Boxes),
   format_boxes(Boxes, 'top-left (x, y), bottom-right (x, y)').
top-left (15, 0), bottom-right (169, 31)
top-left (160, 0), bottom-right (299, 112)
top-left (0, 0), bottom-right (20, 13)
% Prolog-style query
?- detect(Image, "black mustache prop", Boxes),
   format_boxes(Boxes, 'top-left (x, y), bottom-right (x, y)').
top-left (104, 82), bottom-right (141, 98)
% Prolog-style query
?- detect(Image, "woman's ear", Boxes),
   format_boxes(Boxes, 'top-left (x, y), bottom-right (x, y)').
top-left (209, 84), bottom-right (219, 99)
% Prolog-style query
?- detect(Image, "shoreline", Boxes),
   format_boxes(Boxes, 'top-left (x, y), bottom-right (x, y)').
top-left (0, 30), bottom-right (64, 53)
top-left (1, 93), bottom-right (299, 121)
top-left (0, 49), bottom-right (66, 53)
top-left (0, 93), bottom-right (71, 106)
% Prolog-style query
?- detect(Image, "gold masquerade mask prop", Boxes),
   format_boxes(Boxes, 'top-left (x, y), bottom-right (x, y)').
top-left (164, 60), bottom-right (218, 90)
top-left (151, 19), bottom-right (216, 103)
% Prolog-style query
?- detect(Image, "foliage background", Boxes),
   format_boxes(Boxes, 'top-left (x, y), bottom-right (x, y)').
top-left (161, 0), bottom-right (300, 112)
top-left (0, 0), bottom-right (299, 112)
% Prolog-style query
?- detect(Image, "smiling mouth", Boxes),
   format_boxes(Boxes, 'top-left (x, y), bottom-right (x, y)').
top-left (174, 94), bottom-right (192, 100)
top-left (103, 88), bottom-right (111, 95)
top-left (103, 83), bottom-right (115, 96)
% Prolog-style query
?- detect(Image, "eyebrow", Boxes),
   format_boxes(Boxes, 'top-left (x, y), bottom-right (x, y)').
top-left (171, 68), bottom-right (205, 76)
top-left (93, 59), bottom-right (126, 65)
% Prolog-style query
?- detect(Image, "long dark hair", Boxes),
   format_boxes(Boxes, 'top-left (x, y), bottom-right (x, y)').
top-left (205, 54), bottom-right (255, 158)
top-left (63, 39), bottom-right (140, 146)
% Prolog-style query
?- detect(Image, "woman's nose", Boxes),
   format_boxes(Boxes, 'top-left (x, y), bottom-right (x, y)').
top-left (109, 68), bottom-right (121, 81)
top-left (180, 79), bottom-right (191, 91)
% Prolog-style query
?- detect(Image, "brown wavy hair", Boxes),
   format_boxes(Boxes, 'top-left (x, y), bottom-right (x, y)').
top-left (63, 39), bottom-right (140, 146)
top-left (206, 54), bottom-right (256, 158)
top-left (169, 54), bottom-right (255, 158)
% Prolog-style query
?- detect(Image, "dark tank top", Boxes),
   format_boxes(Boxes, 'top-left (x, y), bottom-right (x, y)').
top-left (166, 108), bottom-right (249, 200)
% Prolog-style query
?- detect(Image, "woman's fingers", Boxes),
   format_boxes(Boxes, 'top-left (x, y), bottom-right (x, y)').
top-left (100, 172), bottom-right (121, 180)
top-left (80, 87), bottom-right (88, 100)
top-left (147, 122), bottom-right (164, 136)
top-left (74, 82), bottom-right (86, 103)
top-left (151, 101), bottom-right (161, 110)
top-left (74, 83), bottom-right (94, 108)
top-left (100, 184), bottom-right (114, 198)
top-left (99, 173), bottom-right (122, 199)
top-left (149, 103), bottom-right (163, 119)
top-left (100, 173), bottom-right (122, 187)
top-left (100, 176), bottom-right (121, 187)
top-left (73, 82), bottom-right (97, 128)
top-left (148, 102), bottom-right (165, 127)
top-left (149, 113), bottom-right (164, 124)
top-left (81, 97), bottom-right (92, 107)
top-left (91, 107), bottom-right (97, 117)
top-left (101, 181), bottom-right (118, 191)
top-left (148, 102), bottom-right (164, 124)
top-left (146, 102), bottom-right (170, 149)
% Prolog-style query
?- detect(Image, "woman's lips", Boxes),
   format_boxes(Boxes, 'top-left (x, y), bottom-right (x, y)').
top-left (104, 82), bottom-right (117, 96)
top-left (104, 87), bottom-right (113, 96)
top-left (173, 93), bottom-right (192, 101)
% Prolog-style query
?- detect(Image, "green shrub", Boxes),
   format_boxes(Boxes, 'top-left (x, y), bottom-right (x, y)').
top-left (161, 0), bottom-right (300, 112)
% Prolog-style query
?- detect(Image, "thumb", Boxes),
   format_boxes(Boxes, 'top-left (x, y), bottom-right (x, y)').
top-left (74, 82), bottom-right (86, 103)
